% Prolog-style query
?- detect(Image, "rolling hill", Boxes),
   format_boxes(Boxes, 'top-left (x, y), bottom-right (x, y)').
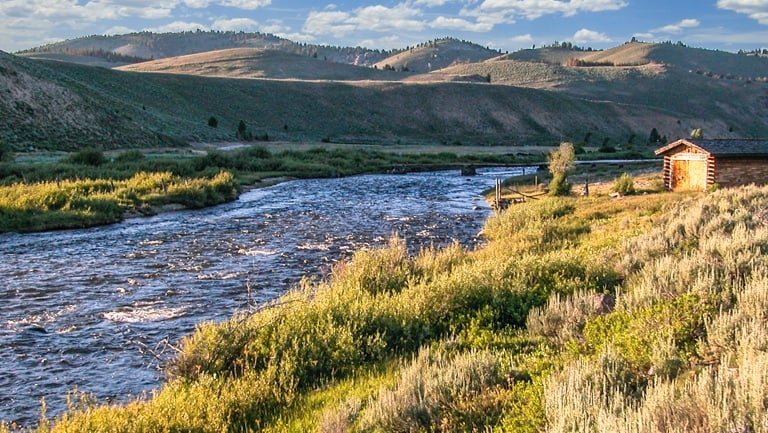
top-left (4, 35), bottom-right (768, 152)
top-left (429, 42), bottom-right (768, 139)
top-left (115, 48), bottom-right (403, 81)
top-left (1, 47), bottom-right (708, 151)
top-left (371, 38), bottom-right (502, 73)
top-left (17, 30), bottom-right (390, 67)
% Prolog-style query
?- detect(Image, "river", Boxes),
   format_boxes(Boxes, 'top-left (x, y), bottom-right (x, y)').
top-left (0, 167), bottom-right (534, 427)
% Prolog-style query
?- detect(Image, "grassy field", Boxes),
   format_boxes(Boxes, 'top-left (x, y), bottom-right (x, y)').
top-left (5, 163), bottom-right (766, 432)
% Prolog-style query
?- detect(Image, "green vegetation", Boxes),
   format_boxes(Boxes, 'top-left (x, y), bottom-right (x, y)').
top-left (10, 168), bottom-right (766, 432)
top-left (612, 172), bottom-right (635, 194)
top-left (0, 171), bottom-right (237, 232)
top-left (0, 145), bottom-right (519, 232)
top-left (547, 142), bottom-right (575, 196)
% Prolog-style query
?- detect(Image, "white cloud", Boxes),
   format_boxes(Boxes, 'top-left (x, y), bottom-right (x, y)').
top-left (510, 33), bottom-right (534, 44)
top-left (651, 18), bottom-right (700, 34)
top-left (413, 0), bottom-right (449, 6)
top-left (572, 28), bottom-right (611, 43)
top-left (349, 4), bottom-right (424, 32)
top-left (303, 3), bottom-right (425, 37)
top-left (211, 17), bottom-right (260, 31)
top-left (260, 19), bottom-right (287, 34)
top-left (475, 0), bottom-right (628, 20)
top-left (303, 10), bottom-right (356, 37)
top-left (430, 16), bottom-right (493, 31)
top-left (632, 32), bottom-right (654, 40)
top-left (718, 0), bottom-right (768, 25)
top-left (218, 0), bottom-right (271, 10)
top-left (358, 35), bottom-right (402, 50)
top-left (230, 18), bottom-right (312, 40)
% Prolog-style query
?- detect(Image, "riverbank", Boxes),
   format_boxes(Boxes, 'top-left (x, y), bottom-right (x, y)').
top-left (1, 141), bottom-right (659, 233)
top-left (0, 145), bottom-right (522, 233)
top-left (20, 167), bottom-right (768, 432)
top-left (0, 168), bottom-right (500, 428)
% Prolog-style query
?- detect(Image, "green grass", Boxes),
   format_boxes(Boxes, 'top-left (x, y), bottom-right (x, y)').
top-left (10, 166), bottom-right (768, 432)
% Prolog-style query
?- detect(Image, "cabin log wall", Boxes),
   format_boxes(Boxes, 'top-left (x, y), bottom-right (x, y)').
top-left (715, 158), bottom-right (768, 187)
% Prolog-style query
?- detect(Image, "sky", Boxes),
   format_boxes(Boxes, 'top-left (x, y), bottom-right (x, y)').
top-left (3, 0), bottom-right (768, 54)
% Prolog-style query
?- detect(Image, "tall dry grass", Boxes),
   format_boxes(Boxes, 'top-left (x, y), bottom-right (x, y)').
top-left (541, 186), bottom-right (768, 433)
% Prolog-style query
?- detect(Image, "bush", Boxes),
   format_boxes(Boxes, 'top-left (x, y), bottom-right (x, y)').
top-left (548, 172), bottom-right (571, 197)
top-left (359, 347), bottom-right (506, 432)
top-left (0, 142), bottom-right (13, 162)
top-left (113, 150), bottom-right (145, 163)
top-left (68, 148), bottom-right (107, 166)
top-left (613, 172), bottom-right (635, 195)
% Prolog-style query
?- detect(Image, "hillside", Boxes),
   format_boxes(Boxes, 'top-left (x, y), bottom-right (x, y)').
top-left (0, 51), bottom-right (180, 150)
top-left (431, 42), bottom-right (768, 139)
top-left (5, 37), bottom-right (768, 151)
top-left (372, 38), bottom-right (502, 73)
top-left (581, 41), bottom-right (768, 77)
top-left (5, 47), bottom-right (724, 151)
top-left (17, 31), bottom-right (389, 67)
top-left (116, 48), bottom-right (402, 81)
top-left (504, 46), bottom-right (588, 65)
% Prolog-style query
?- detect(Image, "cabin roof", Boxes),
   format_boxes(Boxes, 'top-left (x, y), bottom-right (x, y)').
top-left (655, 139), bottom-right (768, 158)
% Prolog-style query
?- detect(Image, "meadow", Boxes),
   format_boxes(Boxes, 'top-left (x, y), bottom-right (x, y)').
top-left (5, 167), bottom-right (766, 432)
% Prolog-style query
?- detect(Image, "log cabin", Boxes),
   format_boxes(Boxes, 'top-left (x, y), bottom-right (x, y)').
top-left (655, 139), bottom-right (768, 191)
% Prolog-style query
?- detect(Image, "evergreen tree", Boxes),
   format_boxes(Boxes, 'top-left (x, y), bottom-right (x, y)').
top-left (649, 127), bottom-right (661, 144)
top-left (237, 120), bottom-right (247, 140)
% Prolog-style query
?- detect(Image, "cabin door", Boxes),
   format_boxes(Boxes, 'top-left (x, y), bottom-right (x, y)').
top-left (671, 154), bottom-right (708, 191)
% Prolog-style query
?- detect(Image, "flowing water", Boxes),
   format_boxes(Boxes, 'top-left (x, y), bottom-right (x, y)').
top-left (0, 167), bottom-right (534, 427)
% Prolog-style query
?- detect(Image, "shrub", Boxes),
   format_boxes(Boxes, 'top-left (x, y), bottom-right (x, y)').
top-left (526, 290), bottom-right (615, 347)
top-left (613, 172), bottom-right (635, 195)
top-left (359, 347), bottom-right (506, 432)
top-left (113, 150), bottom-right (145, 163)
top-left (68, 148), bottom-right (107, 166)
top-left (548, 172), bottom-right (571, 197)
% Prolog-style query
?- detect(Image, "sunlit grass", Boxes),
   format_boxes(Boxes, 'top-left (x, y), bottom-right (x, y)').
top-left (0, 171), bottom-right (237, 232)
top-left (15, 169), bottom-right (768, 432)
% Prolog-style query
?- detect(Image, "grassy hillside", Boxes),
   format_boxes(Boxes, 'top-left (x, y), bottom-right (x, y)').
top-left (116, 48), bottom-right (402, 81)
top-left (0, 51), bottom-right (182, 150)
top-left (2, 50), bottom-right (705, 151)
top-left (6, 38), bottom-right (768, 152)
top-left (13, 172), bottom-right (768, 433)
top-left (17, 31), bottom-right (388, 67)
top-left (503, 46), bottom-right (584, 64)
top-left (434, 42), bottom-right (768, 140)
top-left (372, 38), bottom-right (502, 73)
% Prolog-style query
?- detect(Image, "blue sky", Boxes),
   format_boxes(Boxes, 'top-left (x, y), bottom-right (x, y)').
top-left (2, 0), bottom-right (768, 53)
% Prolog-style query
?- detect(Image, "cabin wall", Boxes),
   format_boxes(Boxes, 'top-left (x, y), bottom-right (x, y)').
top-left (715, 158), bottom-right (768, 187)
